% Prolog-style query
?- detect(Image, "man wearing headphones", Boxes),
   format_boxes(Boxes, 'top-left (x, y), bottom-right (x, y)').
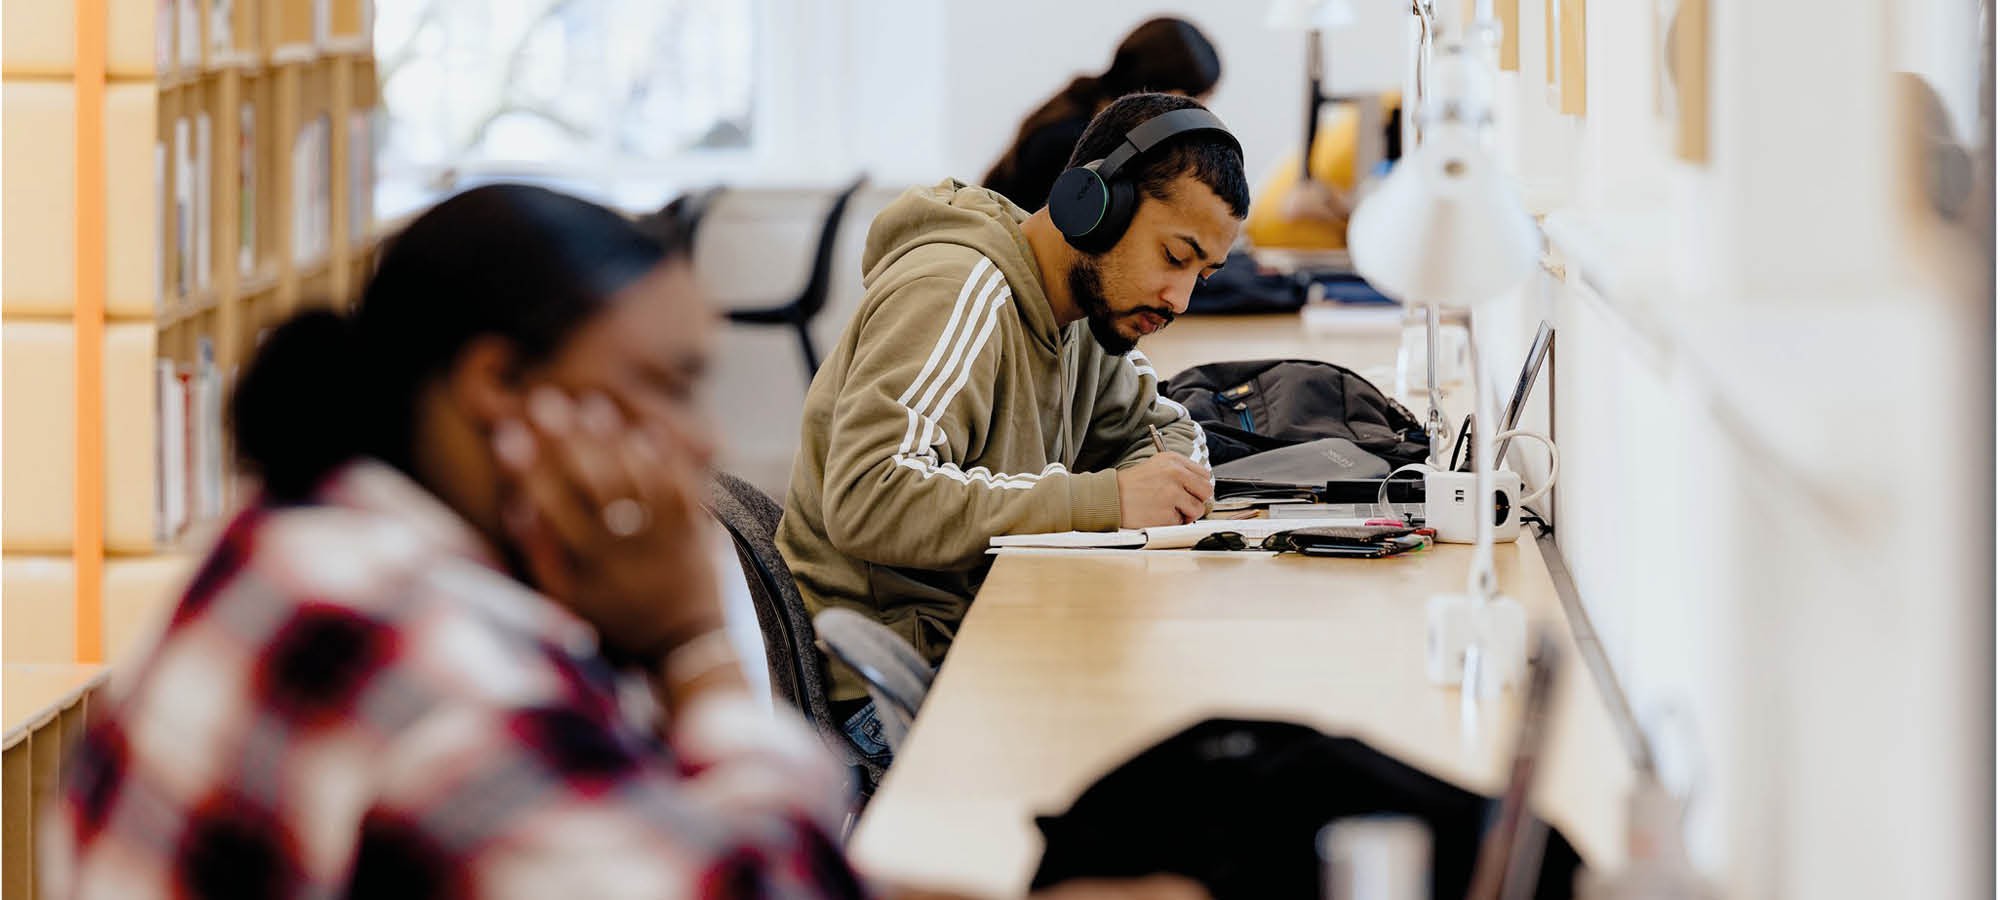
top-left (778, 93), bottom-right (1250, 768)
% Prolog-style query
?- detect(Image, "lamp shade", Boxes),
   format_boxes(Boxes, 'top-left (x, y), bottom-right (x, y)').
top-left (1266, 0), bottom-right (1357, 29)
top-left (1345, 127), bottom-right (1540, 308)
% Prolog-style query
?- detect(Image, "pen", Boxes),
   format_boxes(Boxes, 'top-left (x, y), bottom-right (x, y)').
top-left (1150, 425), bottom-right (1196, 525)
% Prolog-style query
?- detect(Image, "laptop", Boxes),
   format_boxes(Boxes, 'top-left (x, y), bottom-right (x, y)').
top-left (1448, 320), bottom-right (1555, 472)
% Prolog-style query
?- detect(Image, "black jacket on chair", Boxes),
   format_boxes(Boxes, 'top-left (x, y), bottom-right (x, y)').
top-left (1031, 718), bottom-right (1585, 900)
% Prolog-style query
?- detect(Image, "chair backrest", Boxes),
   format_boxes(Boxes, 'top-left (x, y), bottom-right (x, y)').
top-left (794, 174), bottom-right (870, 320)
top-left (703, 473), bottom-right (875, 776)
top-left (635, 184), bottom-right (726, 245)
top-left (812, 607), bottom-right (936, 752)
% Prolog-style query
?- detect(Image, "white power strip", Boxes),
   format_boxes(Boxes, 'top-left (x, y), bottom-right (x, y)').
top-left (1423, 469), bottom-right (1523, 543)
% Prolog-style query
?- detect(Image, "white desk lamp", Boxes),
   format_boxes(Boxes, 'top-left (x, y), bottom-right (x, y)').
top-left (1346, 18), bottom-right (1541, 699)
top-left (1265, 0), bottom-right (1356, 30)
top-left (1267, 0), bottom-right (1364, 227)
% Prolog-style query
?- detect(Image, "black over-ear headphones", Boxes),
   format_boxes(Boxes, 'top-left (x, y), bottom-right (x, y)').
top-left (1047, 107), bottom-right (1241, 254)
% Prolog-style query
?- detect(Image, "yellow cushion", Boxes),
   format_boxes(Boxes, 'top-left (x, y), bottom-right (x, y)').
top-left (3, 557), bottom-right (76, 664)
top-left (108, 0), bottom-right (163, 77)
top-left (2, 323), bottom-right (76, 553)
top-left (0, 0), bottom-right (160, 78)
top-left (106, 83), bottom-right (162, 319)
top-left (2, 83), bottom-right (77, 316)
top-left (105, 324), bottom-right (157, 553)
top-left (1, 0), bottom-right (75, 76)
top-left (104, 554), bottom-right (195, 663)
top-left (1246, 104), bottom-right (1363, 252)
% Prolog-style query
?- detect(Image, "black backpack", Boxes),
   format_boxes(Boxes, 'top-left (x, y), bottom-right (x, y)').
top-left (1031, 718), bottom-right (1584, 900)
top-left (1162, 359), bottom-right (1429, 468)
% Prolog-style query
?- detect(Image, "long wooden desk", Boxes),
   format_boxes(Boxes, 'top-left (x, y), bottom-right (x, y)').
top-left (849, 315), bottom-right (1636, 897)
top-left (5, 664), bottom-right (108, 900)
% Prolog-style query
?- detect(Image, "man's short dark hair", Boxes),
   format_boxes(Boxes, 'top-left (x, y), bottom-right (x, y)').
top-left (1066, 92), bottom-right (1250, 218)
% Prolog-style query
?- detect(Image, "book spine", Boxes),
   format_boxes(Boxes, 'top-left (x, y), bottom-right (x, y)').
top-left (195, 112), bottom-right (212, 292)
top-left (240, 102), bottom-right (255, 275)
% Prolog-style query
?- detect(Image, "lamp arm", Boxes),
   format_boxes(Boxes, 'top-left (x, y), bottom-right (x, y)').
top-left (1412, 0), bottom-right (1437, 146)
top-left (1465, 318), bottom-right (1500, 604)
top-left (1303, 30), bottom-right (1325, 180)
top-left (1426, 304), bottom-right (1449, 468)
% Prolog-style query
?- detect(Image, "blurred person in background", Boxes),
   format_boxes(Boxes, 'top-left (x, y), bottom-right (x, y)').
top-left (1243, 93), bottom-right (1401, 251)
top-left (982, 17), bottom-right (1223, 210)
top-left (40, 184), bottom-right (1200, 900)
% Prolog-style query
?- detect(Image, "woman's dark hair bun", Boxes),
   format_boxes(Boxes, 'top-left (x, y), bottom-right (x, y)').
top-left (225, 184), bottom-right (674, 503)
top-left (227, 308), bottom-right (365, 500)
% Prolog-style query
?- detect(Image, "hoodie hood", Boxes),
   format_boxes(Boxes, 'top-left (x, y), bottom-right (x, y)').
top-left (861, 179), bottom-right (1061, 352)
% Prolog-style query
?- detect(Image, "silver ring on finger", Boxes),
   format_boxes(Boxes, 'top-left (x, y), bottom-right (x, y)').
top-left (601, 497), bottom-right (652, 538)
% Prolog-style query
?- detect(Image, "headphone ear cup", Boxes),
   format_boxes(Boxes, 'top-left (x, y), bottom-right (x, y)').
top-left (1066, 176), bottom-right (1135, 255)
top-left (1050, 166), bottom-right (1111, 245)
top-left (1090, 177), bottom-right (1140, 252)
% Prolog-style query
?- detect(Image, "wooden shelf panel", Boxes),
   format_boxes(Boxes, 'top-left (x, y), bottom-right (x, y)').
top-left (238, 264), bottom-right (280, 297)
top-left (155, 290), bottom-right (220, 331)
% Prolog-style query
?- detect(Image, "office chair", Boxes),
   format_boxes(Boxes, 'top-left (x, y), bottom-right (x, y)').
top-left (703, 472), bottom-right (882, 788)
top-left (724, 175), bottom-right (869, 381)
top-left (812, 607), bottom-right (936, 753)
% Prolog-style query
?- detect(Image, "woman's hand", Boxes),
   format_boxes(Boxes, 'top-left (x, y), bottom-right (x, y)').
top-left (494, 387), bottom-right (725, 665)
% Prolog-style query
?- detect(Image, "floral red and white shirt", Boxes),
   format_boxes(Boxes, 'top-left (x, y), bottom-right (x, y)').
top-left (43, 461), bottom-right (865, 899)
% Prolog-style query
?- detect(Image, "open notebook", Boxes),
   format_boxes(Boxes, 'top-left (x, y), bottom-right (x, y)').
top-left (990, 517), bottom-right (1374, 551)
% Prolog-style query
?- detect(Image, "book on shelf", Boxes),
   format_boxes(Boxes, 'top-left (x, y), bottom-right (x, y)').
top-left (195, 112), bottom-right (213, 293)
top-left (347, 110), bottom-right (371, 241)
top-left (155, 360), bottom-right (188, 543)
top-left (181, 365), bottom-right (197, 537)
top-left (315, 116), bottom-right (332, 260)
top-left (314, 0), bottom-right (331, 48)
top-left (156, 0), bottom-right (174, 70)
top-left (194, 338), bottom-right (225, 520)
top-left (173, 118), bottom-right (192, 300)
top-left (155, 141), bottom-right (168, 311)
top-left (289, 120), bottom-right (309, 263)
top-left (176, 0), bottom-right (200, 68)
top-left (239, 102), bottom-right (256, 275)
top-left (209, 0), bottom-right (234, 56)
top-left (291, 116), bottom-right (331, 265)
top-left (223, 365), bottom-right (240, 509)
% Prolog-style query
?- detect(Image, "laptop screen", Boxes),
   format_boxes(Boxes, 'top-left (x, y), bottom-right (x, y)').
top-left (1492, 321), bottom-right (1555, 468)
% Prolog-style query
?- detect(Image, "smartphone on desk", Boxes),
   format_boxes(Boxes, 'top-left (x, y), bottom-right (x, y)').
top-left (1292, 529), bottom-right (1428, 559)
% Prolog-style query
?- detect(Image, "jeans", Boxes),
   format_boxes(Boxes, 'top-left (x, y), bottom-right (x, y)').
top-left (839, 700), bottom-right (896, 768)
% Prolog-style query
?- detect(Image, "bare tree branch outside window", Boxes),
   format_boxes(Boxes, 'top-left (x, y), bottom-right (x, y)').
top-left (374, 0), bottom-right (756, 196)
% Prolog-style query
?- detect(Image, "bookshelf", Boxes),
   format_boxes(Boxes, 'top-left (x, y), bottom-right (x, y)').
top-left (1, 0), bottom-right (381, 681)
top-left (3, 1), bottom-right (382, 888)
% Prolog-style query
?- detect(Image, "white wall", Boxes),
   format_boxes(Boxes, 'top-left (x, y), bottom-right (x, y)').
top-left (1486, 0), bottom-right (1992, 895)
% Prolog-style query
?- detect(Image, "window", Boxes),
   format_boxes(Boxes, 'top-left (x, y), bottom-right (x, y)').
top-left (374, 0), bottom-right (757, 212)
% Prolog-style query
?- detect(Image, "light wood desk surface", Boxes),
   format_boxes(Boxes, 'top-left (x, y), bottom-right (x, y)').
top-left (849, 315), bottom-right (1635, 897)
top-left (3, 664), bottom-right (105, 748)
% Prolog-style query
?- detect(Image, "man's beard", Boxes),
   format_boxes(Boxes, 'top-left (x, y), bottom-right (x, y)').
top-left (1068, 254), bottom-right (1171, 356)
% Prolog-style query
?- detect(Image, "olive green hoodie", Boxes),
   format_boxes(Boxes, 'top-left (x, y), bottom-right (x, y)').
top-left (775, 180), bottom-right (1208, 702)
